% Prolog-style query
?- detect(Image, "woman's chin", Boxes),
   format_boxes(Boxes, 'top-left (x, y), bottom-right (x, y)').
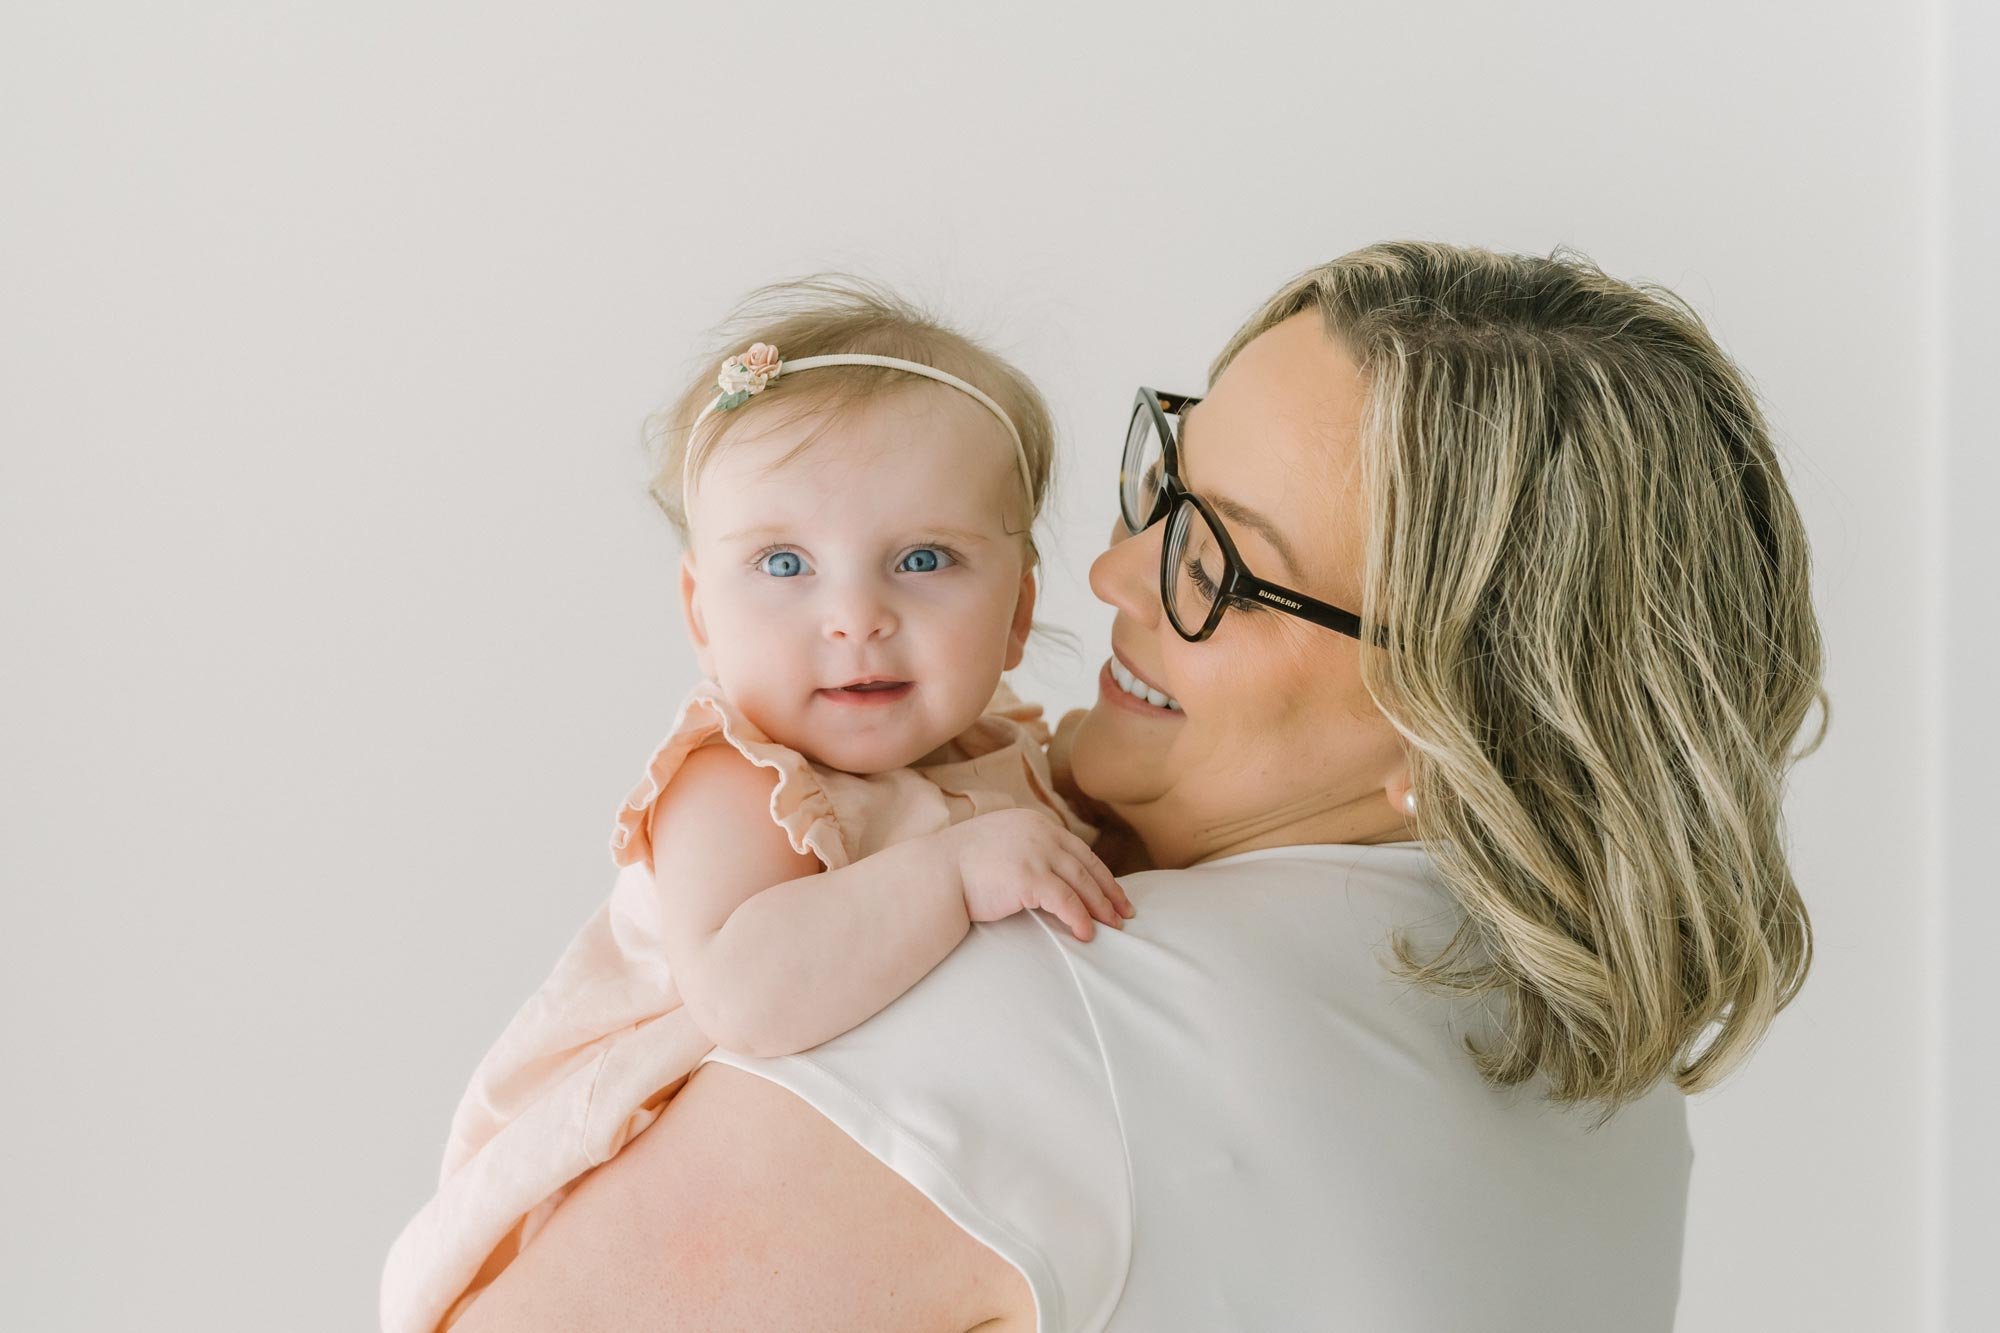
top-left (1069, 704), bottom-right (1171, 808)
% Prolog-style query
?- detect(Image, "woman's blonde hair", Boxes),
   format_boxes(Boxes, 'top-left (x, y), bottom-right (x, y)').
top-left (644, 276), bottom-right (1057, 568)
top-left (1215, 241), bottom-right (1828, 1120)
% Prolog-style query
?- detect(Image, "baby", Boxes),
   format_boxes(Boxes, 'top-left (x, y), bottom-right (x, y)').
top-left (380, 278), bottom-right (1130, 1332)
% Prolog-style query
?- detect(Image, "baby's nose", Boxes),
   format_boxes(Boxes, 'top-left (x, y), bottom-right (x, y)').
top-left (822, 584), bottom-right (899, 642)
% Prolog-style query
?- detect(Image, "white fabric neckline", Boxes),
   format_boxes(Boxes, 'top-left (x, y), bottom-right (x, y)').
top-left (1185, 838), bottom-right (1429, 872)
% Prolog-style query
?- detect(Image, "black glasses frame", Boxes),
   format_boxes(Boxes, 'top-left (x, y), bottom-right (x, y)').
top-left (1124, 387), bottom-right (1379, 645)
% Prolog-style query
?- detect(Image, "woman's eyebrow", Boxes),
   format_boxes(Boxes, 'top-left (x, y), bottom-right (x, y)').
top-left (1181, 406), bottom-right (1307, 580)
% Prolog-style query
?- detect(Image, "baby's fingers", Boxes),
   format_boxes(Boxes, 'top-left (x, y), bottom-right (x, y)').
top-left (1038, 875), bottom-right (1096, 942)
top-left (1088, 848), bottom-right (1135, 919)
top-left (1063, 831), bottom-right (1135, 920)
top-left (1053, 851), bottom-right (1124, 934)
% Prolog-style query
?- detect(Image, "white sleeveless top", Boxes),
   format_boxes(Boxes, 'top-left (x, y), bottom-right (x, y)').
top-left (696, 841), bottom-right (1693, 1332)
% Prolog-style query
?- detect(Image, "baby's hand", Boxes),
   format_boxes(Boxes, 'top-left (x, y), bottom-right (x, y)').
top-left (943, 808), bottom-right (1134, 941)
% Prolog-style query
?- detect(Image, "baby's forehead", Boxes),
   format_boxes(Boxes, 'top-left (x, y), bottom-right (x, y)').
top-left (695, 391), bottom-right (1024, 539)
top-left (693, 465), bottom-right (1021, 555)
top-left (701, 493), bottom-right (1014, 547)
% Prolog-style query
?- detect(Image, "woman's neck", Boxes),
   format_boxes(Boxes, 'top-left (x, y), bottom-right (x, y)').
top-left (1120, 788), bottom-right (1415, 871)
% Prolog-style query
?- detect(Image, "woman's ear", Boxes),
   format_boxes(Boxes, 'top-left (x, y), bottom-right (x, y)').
top-left (1002, 568), bottom-right (1038, 672)
top-left (679, 552), bottom-right (717, 679)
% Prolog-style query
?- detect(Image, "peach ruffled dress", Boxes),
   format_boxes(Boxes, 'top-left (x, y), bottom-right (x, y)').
top-left (379, 676), bottom-right (1093, 1333)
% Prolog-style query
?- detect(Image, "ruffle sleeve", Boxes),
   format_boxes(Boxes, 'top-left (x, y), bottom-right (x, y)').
top-left (608, 680), bottom-right (856, 873)
top-left (919, 677), bottom-right (1097, 844)
top-left (977, 676), bottom-right (1054, 746)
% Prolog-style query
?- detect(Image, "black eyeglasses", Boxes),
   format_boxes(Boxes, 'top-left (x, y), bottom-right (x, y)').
top-left (1122, 387), bottom-right (1379, 644)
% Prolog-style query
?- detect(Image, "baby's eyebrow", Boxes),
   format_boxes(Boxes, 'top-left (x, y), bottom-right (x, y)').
top-left (716, 524), bottom-right (790, 544)
top-left (714, 523), bottom-right (998, 545)
top-left (909, 526), bottom-right (998, 546)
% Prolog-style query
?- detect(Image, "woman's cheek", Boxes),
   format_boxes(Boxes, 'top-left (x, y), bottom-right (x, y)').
top-left (1069, 709), bottom-right (1170, 805)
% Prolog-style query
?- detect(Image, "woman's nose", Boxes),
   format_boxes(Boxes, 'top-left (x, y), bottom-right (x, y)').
top-left (1088, 517), bottom-right (1162, 628)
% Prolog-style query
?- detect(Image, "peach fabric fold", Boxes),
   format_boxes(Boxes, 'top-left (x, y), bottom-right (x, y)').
top-left (379, 676), bottom-right (1092, 1333)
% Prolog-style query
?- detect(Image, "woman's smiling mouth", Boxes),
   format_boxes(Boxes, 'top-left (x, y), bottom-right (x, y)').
top-left (1104, 653), bottom-right (1182, 713)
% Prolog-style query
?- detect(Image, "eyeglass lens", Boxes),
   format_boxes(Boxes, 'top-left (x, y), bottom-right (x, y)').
top-left (1164, 498), bottom-right (1228, 637)
top-left (1123, 396), bottom-right (1229, 638)
top-left (1121, 402), bottom-right (1166, 534)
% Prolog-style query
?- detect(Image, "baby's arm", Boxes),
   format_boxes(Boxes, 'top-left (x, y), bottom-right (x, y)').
top-left (649, 744), bottom-right (973, 1060)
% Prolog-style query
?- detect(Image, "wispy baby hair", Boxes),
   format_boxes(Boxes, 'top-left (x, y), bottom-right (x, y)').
top-left (644, 275), bottom-right (1058, 567)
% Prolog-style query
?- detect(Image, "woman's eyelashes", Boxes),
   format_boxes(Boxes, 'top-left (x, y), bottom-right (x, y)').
top-left (748, 543), bottom-right (962, 579)
top-left (1183, 553), bottom-right (1217, 599)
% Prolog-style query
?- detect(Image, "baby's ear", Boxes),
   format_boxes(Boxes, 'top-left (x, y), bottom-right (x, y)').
top-left (1003, 568), bottom-right (1037, 672)
top-left (679, 553), bottom-right (716, 678)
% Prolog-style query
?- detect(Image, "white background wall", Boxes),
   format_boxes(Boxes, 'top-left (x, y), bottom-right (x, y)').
top-left (2, 2), bottom-right (1984, 1329)
top-left (1938, 0), bottom-right (1996, 1328)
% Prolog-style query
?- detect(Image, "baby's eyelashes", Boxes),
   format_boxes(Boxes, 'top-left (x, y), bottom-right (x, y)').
top-left (747, 544), bottom-right (964, 579)
top-left (755, 548), bottom-right (811, 578)
top-left (896, 546), bottom-right (958, 574)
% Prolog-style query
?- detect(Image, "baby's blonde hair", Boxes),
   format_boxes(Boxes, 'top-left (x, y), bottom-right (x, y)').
top-left (1217, 242), bottom-right (1829, 1121)
top-left (645, 276), bottom-right (1056, 568)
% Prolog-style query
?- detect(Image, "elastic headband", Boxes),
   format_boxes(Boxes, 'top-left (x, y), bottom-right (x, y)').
top-left (679, 344), bottom-right (1034, 505)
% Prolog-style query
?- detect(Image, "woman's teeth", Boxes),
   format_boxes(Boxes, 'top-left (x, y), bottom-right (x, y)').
top-left (1109, 657), bottom-right (1181, 711)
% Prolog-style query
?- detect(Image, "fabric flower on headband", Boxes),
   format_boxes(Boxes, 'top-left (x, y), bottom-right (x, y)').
top-left (714, 342), bottom-right (782, 410)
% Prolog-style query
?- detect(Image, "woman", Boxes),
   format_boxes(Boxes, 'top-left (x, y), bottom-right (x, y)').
top-left (450, 241), bottom-right (1826, 1331)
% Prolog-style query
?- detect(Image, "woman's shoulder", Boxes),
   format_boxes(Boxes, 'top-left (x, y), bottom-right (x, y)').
top-left (704, 842), bottom-right (1691, 1329)
top-left (700, 910), bottom-right (1132, 1331)
top-left (1079, 842), bottom-right (1692, 1327)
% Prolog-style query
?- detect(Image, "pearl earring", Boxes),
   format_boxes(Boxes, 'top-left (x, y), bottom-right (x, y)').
top-left (1402, 791), bottom-right (1417, 816)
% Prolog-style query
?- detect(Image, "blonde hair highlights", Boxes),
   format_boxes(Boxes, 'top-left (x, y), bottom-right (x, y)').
top-left (1216, 242), bottom-right (1829, 1119)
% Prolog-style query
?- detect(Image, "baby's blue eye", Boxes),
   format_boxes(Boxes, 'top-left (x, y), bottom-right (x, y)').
top-left (898, 547), bottom-right (953, 574)
top-left (758, 550), bottom-right (806, 578)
